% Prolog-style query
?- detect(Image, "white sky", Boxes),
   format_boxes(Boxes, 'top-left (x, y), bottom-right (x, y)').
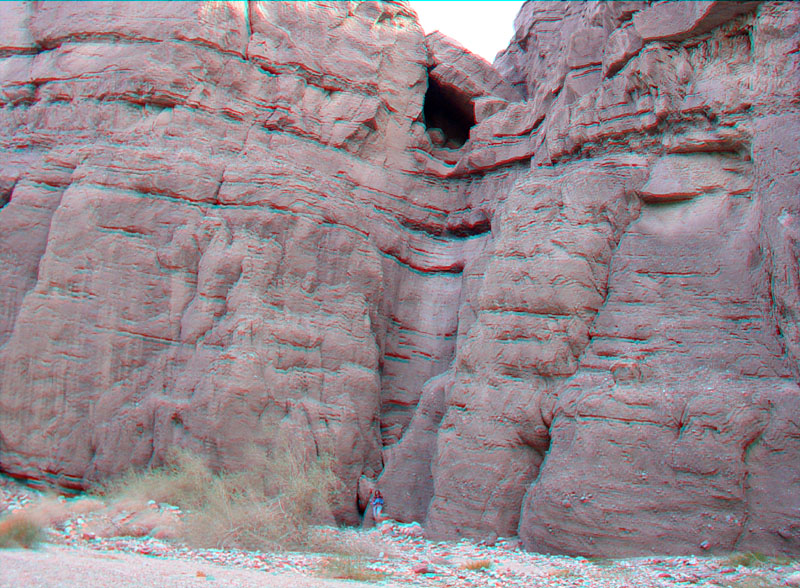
top-left (408, 1), bottom-right (525, 63)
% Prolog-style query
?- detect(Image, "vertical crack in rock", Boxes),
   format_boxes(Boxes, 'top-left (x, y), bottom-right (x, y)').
top-left (0, 176), bottom-right (71, 351)
top-left (732, 425), bottom-right (764, 552)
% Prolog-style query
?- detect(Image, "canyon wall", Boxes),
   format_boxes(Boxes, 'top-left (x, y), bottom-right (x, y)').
top-left (0, 1), bottom-right (798, 555)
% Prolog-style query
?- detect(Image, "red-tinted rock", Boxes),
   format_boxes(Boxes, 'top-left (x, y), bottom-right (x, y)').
top-left (639, 154), bottom-right (752, 202)
top-left (566, 26), bottom-right (606, 69)
top-left (379, 374), bottom-right (447, 524)
top-left (602, 22), bottom-right (643, 78)
top-left (425, 32), bottom-right (522, 104)
top-left (429, 0), bottom-right (800, 557)
top-left (0, 0), bottom-right (435, 523)
top-left (0, 1), bottom-right (798, 558)
top-left (786, 572), bottom-right (800, 588)
top-left (634, 1), bottom-right (761, 43)
top-left (412, 562), bottom-right (432, 574)
top-left (0, 1), bottom-right (36, 52)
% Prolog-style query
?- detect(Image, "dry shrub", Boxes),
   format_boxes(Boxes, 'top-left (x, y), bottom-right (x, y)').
top-left (96, 437), bottom-right (341, 551)
top-left (0, 492), bottom-right (106, 549)
top-left (0, 513), bottom-right (43, 548)
top-left (460, 558), bottom-right (492, 571)
top-left (319, 556), bottom-right (386, 582)
top-left (726, 576), bottom-right (779, 588)
top-left (181, 475), bottom-right (286, 551)
top-left (98, 449), bottom-right (213, 511)
top-left (546, 568), bottom-right (576, 578)
top-left (15, 497), bottom-right (70, 527)
top-left (0, 494), bottom-right (103, 532)
top-left (724, 552), bottom-right (771, 568)
top-left (722, 551), bottom-right (797, 569)
top-left (65, 497), bottom-right (105, 516)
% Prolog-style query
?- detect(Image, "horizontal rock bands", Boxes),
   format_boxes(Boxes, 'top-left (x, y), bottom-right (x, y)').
top-left (37, 31), bottom-right (245, 60)
top-left (60, 181), bottom-right (472, 277)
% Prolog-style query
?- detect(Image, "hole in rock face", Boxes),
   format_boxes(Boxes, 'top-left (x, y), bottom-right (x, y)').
top-left (0, 181), bottom-right (14, 210)
top-left (519, 419), bottom-right (552, 485)
top-left (447, 217), bottom-right (491, 238)
top-left (423, 70), bottom-right (476, 149)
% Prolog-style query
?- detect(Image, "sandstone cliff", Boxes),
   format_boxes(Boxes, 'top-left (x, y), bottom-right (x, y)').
top-left (0, 1), bottom-right (798, 556)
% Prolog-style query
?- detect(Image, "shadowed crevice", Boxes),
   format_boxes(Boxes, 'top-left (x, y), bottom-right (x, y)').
top-left (0, 180), bottom-right (15, 210)
top-left (423, 69), bottom-right (476, 149)
top-left (400, 217), bottom-right (491, 239)
top-left (447, 218), bottom-right (490, 238)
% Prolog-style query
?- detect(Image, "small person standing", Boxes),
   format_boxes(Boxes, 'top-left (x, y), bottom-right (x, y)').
top-left (371, 490), bottom-right (384, 521)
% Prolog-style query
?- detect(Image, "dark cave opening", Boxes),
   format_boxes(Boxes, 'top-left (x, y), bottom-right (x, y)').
top-left (447, 217), bottom-right (491, 238)
top-left (520, 418), bottom-right (552, 489)
top-left (423, 70), bottom-right (476, 149)
top-left (0, 181), bottom-right (13, 210)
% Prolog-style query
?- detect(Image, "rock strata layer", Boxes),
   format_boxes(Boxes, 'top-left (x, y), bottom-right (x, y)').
top-left (0, 1), bottom-right (798, 556)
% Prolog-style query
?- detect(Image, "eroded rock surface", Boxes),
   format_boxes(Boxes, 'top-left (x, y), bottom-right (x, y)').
top-left (0, 1), bottom-right (798, 555)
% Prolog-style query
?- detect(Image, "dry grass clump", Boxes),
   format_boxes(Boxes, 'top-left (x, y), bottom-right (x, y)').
top-left (460, 558), bottom-right (492, 571)
top-left (724, 552), bottom-right (771, 568)
top-left (0, 513), bottom-right (43, 548)
top-left (319, 556), bottom-right (387, 582)
top-left (99, 449), bottom-right (213, 511)
top-left (725, 576), bottom-right (779, 588)
top-left (547, 567), bottom-right (578, 579)
top-left (95, 438), bottom-right (341, 551)
top-left (723, 552), bottom-right (797, 568)
top-left (0, 493), bottom-right (106, 549)
top-left (586, 556), bottom-right (615, 567)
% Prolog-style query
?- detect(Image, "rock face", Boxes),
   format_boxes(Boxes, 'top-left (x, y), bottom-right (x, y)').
top-left (0, 1), bottom-right (798, 556)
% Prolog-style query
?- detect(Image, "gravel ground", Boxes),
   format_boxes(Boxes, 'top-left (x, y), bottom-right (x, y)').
top-left (2, 475), bottom-right (798, 588)
top-left (0, 545), bottom-right (401, 588)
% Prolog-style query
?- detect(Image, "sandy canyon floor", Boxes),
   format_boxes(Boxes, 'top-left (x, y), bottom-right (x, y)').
top-left (1, 476), bottom-right (798, 588)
